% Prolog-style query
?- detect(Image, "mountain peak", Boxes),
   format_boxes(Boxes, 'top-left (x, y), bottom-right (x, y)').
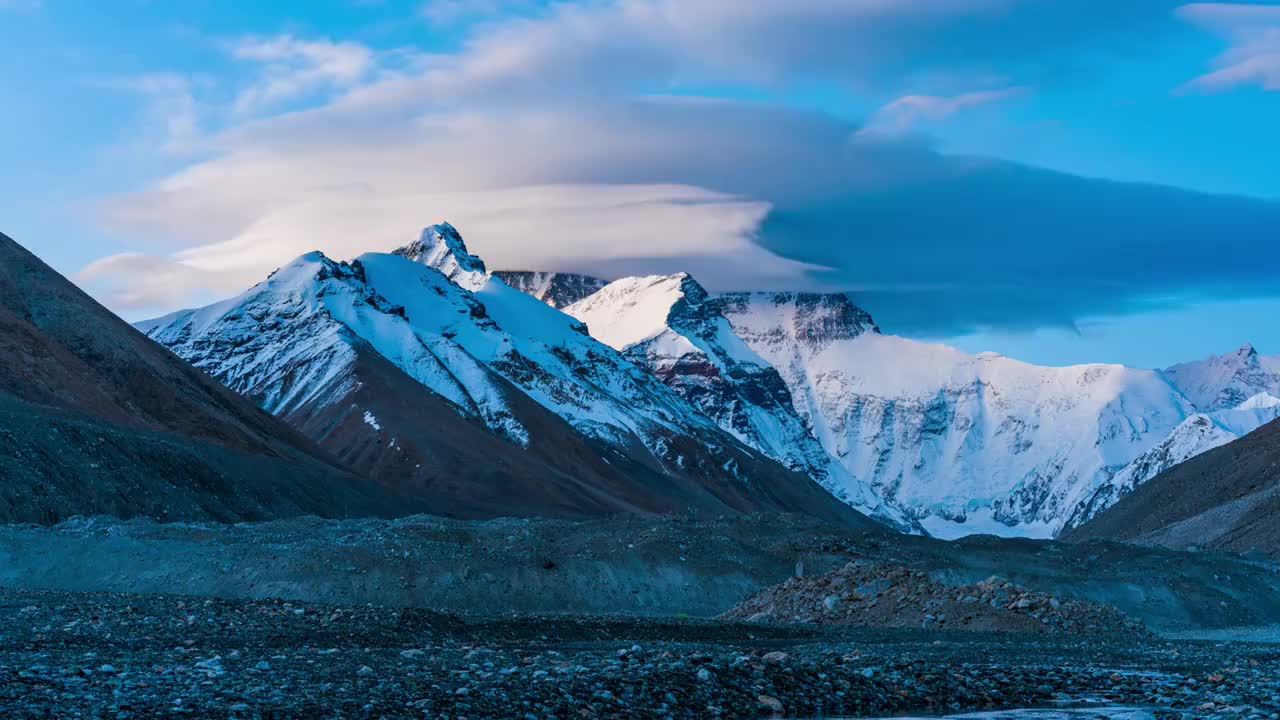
top-left (662, 272), bottom-right (709, 303)
top-left (393, 222), bottom-right (488, 290)
top-left (1164, 341), bottom-right (1280, 413)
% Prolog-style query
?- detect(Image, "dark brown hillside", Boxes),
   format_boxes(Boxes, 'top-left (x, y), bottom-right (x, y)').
top-left (0, 231), bottom-right (416, 522)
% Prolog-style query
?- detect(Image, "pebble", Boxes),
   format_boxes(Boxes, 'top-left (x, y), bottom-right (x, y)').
top-left (1, 587), bottom-right (1276, 720)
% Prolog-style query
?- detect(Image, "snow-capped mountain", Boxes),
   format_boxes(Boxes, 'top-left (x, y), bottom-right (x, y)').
top-left (1163, 343), bottom-right (1280, 412)
top-left (714, 292), bottom-right (1197, 538)
top-left (493, 271), bottom-right (606, 309)
top-left (499, 273), bottom-right (1280, 539)
top-left (563, 275), bottom-right (913, 531)
top-left (1067, 392), bottom-right (1280, 528)
top-left (136, 217), bottom-right (1280, 537)
top-left (138, 224), bottom-right (869, 526)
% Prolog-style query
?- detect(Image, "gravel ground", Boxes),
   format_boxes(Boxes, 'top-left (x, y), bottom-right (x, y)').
top-left (2, 588), bottom-right (1278, 720)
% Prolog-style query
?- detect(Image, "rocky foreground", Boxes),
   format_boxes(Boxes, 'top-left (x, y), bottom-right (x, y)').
top-left (724, 561), bottom-right (1150, 636)
top-left (2, 587), bottom-right (1278, 720)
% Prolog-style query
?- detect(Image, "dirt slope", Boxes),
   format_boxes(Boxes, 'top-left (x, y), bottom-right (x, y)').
top-left (0, 231), bottom-right (415, 522)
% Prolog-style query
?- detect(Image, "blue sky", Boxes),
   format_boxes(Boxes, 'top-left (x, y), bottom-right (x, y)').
top-left (3, 0), bottom-right (1280, 369)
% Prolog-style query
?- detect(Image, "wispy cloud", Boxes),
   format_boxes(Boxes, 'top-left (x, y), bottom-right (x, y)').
top-left (418, 0), bottom-right (543, 26)
top-left (102, 73), bottom-right (204, 154)
top-left (860, 87), bottom-right (1028, 136)
top-left (230, 35), bottom-right (376, 113)
top-left (1178, 3), bottom-right (1280, 92)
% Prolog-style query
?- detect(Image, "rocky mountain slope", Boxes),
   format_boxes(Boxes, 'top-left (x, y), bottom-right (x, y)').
top-left (1066, 415), bottom-right (1280, 557)
top-left (0, 231), bottom-right (407, 523)
top-left (493, 271), bottom-right (606, 309)
top-left (564, 275), bottom-right (912, 531)
top-left (139, 225), bottom-right (869, 526)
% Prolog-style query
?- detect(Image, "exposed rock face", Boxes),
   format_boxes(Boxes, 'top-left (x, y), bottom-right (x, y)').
top-left (565, 276), bottom-right (913, 531)
top-left (0, 231), bottom-right (406, 524)
top-left (140, 226), bottom-right (871, 527)
top-left (493, 271), bottom-right (607, 309)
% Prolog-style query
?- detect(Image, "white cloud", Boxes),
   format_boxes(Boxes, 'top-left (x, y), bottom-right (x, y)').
top-left (76, 252), bottom-right (227, 315)
top-left (80, 0), bottom-right (1280, 333)
top-left (1178, 3), bottom-right (1280, 92)
top-left (230, 35), bottom-right (376, 113)
top-left (87, 184), bottom-right (819, 316)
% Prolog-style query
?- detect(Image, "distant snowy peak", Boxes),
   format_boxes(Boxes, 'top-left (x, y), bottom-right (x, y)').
top-left (565, 274), bottom-right (916, 532)
top-left (393, 222), bottom-right (488, 290)
top-left (493, 271), bottom-right (607, 309)
top-left (713, 290), bottom-right (1198, 539)
top-left (1163, 342), bottom-right (1280, 413)
top-left (1067, 391), bottom-right (1280, 529)
top-left (718, 292), bottom-right (880, 354)
top-left (566, 273), bottom-right (749, 359)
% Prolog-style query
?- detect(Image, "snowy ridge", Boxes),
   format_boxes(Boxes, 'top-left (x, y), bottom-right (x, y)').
top-left (715, 304), bottom-right (1196, 539)
top-left (706, 292), bottom-right (1280, 538)
top-left (359, 254), bottom-right (724, 457)
top-left (565, 276), bottom-right (914, 531)
top-left (139, 252), bottom-right (529, 445)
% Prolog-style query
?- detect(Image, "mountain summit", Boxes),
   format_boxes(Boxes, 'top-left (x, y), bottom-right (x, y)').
top-left (393, 222), bottom-right (489, 290)
top-left (1163, 342), bottom-right (1280, 413)
top-left (564, 274), bottom-right (914, 531)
